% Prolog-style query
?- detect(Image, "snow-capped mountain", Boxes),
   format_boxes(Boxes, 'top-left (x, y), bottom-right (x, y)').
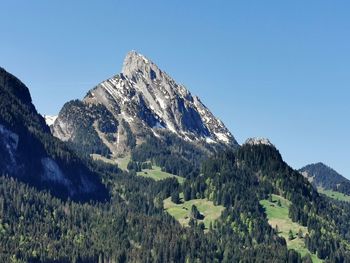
top-left (52, 51), bottom-right (238, 157)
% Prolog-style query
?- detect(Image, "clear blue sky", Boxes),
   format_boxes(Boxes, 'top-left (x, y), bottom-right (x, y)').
top-left (1, 1), bottom-right (349, 177)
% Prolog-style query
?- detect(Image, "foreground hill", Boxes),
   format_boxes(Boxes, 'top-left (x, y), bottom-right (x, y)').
top-left (300, 162), bottom-right (350, 196)
top-left (0, 67), bottom-right (107, 200)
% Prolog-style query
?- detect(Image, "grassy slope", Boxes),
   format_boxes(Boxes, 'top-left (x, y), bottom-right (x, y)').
top-left (91, 153), bottom-right (117, 165)
top-left (91, 153), bottom-right (131, 171)
top-left (137, 166), bottom-right (185, 184)
top-left (260, 195), bottom-right (322, 263)
top-left (114, 155), bottom-right (184, 184)
top-left (164, 195), bottom-right (225, 230)
top-left (318, 188), bottom-right (350, 202)
top-left (116, 154), bottom-right (131, 171)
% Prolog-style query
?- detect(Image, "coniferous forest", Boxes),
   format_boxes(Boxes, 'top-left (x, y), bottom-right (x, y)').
top-left (2, 142), bottom-right (350, 262)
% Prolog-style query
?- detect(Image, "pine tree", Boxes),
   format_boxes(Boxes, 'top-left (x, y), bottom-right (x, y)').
top-left (171, 190), bottom-right (180, 204)
top-left (275, 225), bottom-right (279, 234)
top-left (288, 229), bottom-right (294, 240)
top-left (298, 229), bottom-right (303, 239)
top-left (190, 205), bottom-right (201, 219)
top-left (268, 194), bottom-right (273, 202)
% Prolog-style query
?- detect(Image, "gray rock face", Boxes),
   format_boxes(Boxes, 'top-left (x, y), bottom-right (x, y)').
top-left (244, 137), bottom-right (274, 147)
top-left (53, 51), bottom-right (238, 157)
top-left (0, 124), bottom-right (19, 174)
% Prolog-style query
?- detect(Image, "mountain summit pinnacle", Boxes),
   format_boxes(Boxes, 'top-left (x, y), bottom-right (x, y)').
top-left (52, 51), bottom-right (238, 157)
top-left (122, 51), bottom-right (153, 77)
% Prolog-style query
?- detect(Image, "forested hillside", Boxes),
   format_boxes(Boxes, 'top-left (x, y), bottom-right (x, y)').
top-left (2, 139), bottom-right (350, 262)
top-left (0, 67), bottom-right (107, 200)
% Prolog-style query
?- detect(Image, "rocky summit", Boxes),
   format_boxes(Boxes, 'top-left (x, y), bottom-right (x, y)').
top-left (244, 137), bottom-right (274, 147)
top-left (52, 51), bottom-right (238, 158)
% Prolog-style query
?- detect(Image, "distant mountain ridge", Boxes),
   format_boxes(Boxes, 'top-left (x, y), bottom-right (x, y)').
top-left (299, 162), bottom-right (350, 195)
top-left (51, 51), bottom-right (238, 159)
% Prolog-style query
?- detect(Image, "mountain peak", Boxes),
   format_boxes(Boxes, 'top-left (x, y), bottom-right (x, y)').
top-left (125, 50), bottom-right (149, 63)
top-left (122, 51), bottom-right (155, 78)
top-left (53, 52), bottom-right (238, 157)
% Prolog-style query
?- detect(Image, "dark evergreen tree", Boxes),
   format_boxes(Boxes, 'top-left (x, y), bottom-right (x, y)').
top-left (171, 190), bottom-right (181, 204)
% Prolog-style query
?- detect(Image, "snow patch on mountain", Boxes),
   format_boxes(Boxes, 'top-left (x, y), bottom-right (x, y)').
top-left (205, 137), bottom-right (216, 144)
top-left (44, 115), bottom-right (58, 126)
top-left (214, 132), bottom-right (231, 143)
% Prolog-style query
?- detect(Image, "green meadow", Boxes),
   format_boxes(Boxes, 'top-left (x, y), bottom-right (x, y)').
top-left (137, 166), bottom-right (185, 184)
top-left (318, 188), bottom-right (350, 202)
top-left (164, 195), bottom-right (225, 230)
top-left (260, 195), bottom-right (322, 263)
